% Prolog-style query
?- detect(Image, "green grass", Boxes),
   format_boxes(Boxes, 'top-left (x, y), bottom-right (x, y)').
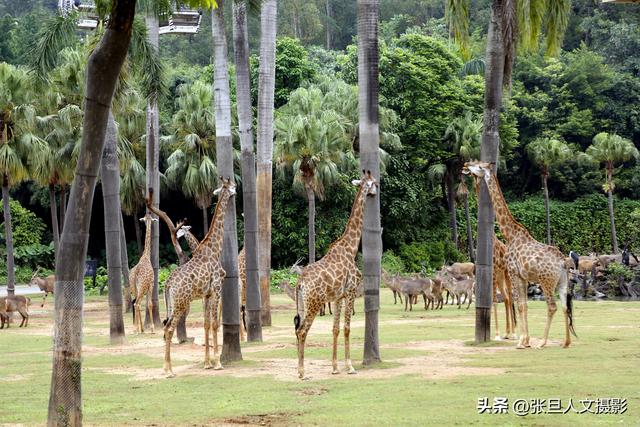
top-left (0, 292), bottom-right (638, 426)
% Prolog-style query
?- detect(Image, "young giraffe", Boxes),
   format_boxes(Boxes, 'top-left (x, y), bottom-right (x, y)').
top-left (294, 171), bottom-right (377, 379)
top-left (130, 213), bottom-right (158, 334)
top-left (470, 175), bottom-right (517, 340)
top-left (237, 247), bottom-right (247, 341)
top-left (162, 178), bottom-right (235, 377)
top-left (463, 161), bottom-right (576, 349)
top-left (492, 236), bottom-right (517, 340)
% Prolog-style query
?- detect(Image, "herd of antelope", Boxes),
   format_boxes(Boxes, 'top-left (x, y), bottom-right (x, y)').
top-left (0, 269), bottom-right (54, 329)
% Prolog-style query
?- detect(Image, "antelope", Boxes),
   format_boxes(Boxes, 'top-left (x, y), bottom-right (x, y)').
top-left (29, 268), bottom-right (55, 307)
top-left (0, 295), bottom-right (31, 328)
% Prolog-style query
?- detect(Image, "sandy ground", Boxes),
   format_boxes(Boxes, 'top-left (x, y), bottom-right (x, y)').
top-left (8, 294), bottom-right (512, 384)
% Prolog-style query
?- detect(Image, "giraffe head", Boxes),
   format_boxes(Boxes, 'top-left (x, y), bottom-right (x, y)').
top-left (139, 212), bottom-right (158, 226)
top-left (351, 170), bottom-right (378, 197)
top-left (176, 218), bottom-right (191, 239)
top-left (462, 161), bottom-right (494, 185)
top-left (213, 177), bottom-right (237, 197)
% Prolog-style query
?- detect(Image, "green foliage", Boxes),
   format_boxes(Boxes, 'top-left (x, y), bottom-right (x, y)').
top-left (381, 250), bottom-right (405, 274)
top-left (605, 262), bottom-right (633, 284)
top-left (13, 242), bottom-right (54, 269)
top-left (507, 194), bottom-right (640, 254)
top-left (0, 199), bottom-right (46, 247)
top-left (270, 268), bottom-right (298, 291)
top-left (398, 239), bottom-right (464, 272)
top-left (251, 37), bottom-right (316, 108)
top-left (0, 263), bottom-right (37, 284)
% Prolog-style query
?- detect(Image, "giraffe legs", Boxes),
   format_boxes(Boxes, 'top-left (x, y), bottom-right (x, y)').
top-left (203, 297), bottom-right (212, 369)
top-left (331, 299), bottom-right (343, 374)
top-left (343, 297), bottom-right (356, 374)
top-left (493, 303), bottom-right (501, 341)
top-left (514, 278), bottom-right (531, 349)
top-left (148, 299), bottom-right (155, 334)
top-left (163, 314), bottom-right (179, 378)
top-left (296, 304), bottom-right (319, 380)
top-left (538, 290), bottom-right (558, 349)
top-left (211, 291), bottom-right (223, 370)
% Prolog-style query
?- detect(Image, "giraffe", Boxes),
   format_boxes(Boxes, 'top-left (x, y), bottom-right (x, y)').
top-left (238, 247), bottom-right (247, 341)
top-left (463, 161), bottom-right (576, 349)
top-left (162, 178), bottom-right (235, 377)
top-left (176, 222), bottom-right (200, 253)
top-left (492, 235), bottom-right (517, 340)
top-left (294, 171), bottom-right (378, 379)
top-left (130, 212), bottom-right (158, 334)
top-left (469, 174), bottom-right (517, 340)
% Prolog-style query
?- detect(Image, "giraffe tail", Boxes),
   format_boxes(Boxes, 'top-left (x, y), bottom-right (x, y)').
top-left (294, 281), bottom-right (302, 332)
top-left (511, 300), bottom-right (517, 326)
top-left (559, 267), bottom-right (577, 338)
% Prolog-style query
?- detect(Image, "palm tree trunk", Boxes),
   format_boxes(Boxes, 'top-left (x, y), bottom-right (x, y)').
top-left (464, 193), bottom-right (474, 262)
top-left (101, 111), bottom-right (125, 344)
top-left (233, 0), bottom-right (262, 342)
top-left (120, 212), bottom-right (133, 313)
top-left (49, 184), bottom-right (60, 256)
top-left (212, 4), bottom-right (242, 362)
top-left (133, 213), bottom-right (142, 256)
top-left (144, 14), bottom-right (162, 331)
top-left (607, 167), bottom-right (618, 253)
top-left (305, 183), bottom-right (316, 263)
top-left (325, 0), bottom-right (332, 49)
top-left (2, 175), bottom-right (15, 296)
top-left (59, 186), bottom-right (66, 234)
top-left (202, 206), bottom-right (209, 234)
top-left (446, 171), bottom-right (458, 246)
top-left (358, 0), bottom-right (382, 366)
top-left (543, 173), bottom-right (552, 245)
top-left (475, 0), bottom-right (506, 343)
top-left (257, 0), bottom-right (277, 327)
top-left (48, 3), bottom-right (135, 424)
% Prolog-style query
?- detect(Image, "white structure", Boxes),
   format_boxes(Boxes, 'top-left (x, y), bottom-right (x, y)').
top-left (58, 1), bottom-right (202, 34)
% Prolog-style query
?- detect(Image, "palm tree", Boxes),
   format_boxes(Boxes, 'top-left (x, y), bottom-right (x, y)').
top-left (447, 0), bottom-right (571, 342)
top-left (116, 87), bottom-right (147, 255)
top-left (165, 81), bottom-right (218, 232)
top-left (429, 111), bottom-right (481, 256)
top-left (47, 2), bottom-right (137, 423)
top-left (527, 137), bottom-right (572, 245)
top-left (233, 0), bottom-right (262, 342)
top-left (257, 0), bottom-right (277, 327)
top-left (0, 63), bottom-right (45, 296)
top-left (212, 1), bottom-right (242, 361)
top-left (275, 87), bottom-right (354, 263)
top-left (358, 0), bottom-right (382, 366)
top-left (587, 133), bottom-right (639, 253)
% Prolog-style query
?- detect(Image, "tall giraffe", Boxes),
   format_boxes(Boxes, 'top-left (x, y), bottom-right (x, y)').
top-left (463, 161), bottom-right (575, 349)
top-left (162, 178), bottom-right (235, 377)
top-left (130, 213), bottom-right (158, 334)
top-left (294, 171), bottom-right (377, 379)
top-left (469, 174), bottom-right (517, 339)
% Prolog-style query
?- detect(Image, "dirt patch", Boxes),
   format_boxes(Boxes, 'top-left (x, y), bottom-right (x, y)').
top-left (297, 387), bottom-right (328, 396)
top-left (216, 412), bottom-right (298, 427)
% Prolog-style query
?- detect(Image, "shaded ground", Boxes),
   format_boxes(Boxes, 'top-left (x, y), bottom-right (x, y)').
top-left (0, 291), bottom-right (638, 426)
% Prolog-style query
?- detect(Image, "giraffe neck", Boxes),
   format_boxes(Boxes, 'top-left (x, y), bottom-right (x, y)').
top-left (141, 220), bottom-right (153, 260)
top-left (331, 184), bottom-right (366, 258)
top-left (485, 172), bottom-right (532, 243)
top-left (184, 231), bottom-right (200, 253)
top-left (195, 190), bottom-right (231, 257)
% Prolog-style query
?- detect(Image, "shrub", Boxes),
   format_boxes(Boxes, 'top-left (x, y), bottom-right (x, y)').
top-left (271, 268), bottom-right (298, 291)
top-left (0, 199), bottom-right (47, 246)
top-left (381, 250), bottom-right (405, 274)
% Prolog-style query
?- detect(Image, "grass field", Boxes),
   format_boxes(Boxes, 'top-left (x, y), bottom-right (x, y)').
top-left (0, 290), bottom-right (638, 426)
